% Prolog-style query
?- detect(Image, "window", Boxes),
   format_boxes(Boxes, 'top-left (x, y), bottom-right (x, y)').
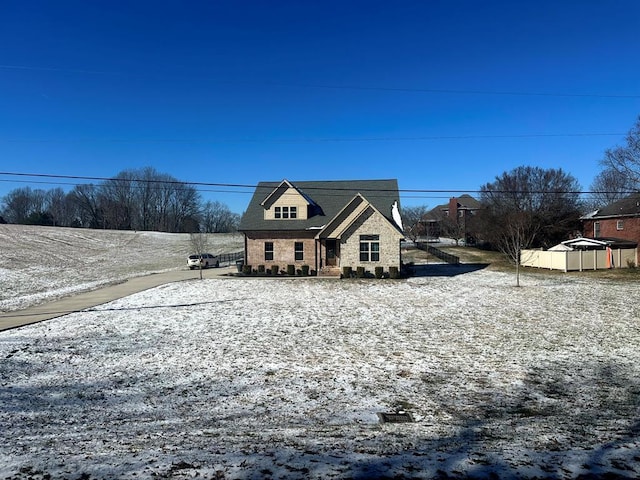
top-left (594, 222), bottom-right (601, 237)
top-left (617, 220), bottom-right (624, 230)
top-left (274, 206), bottom-right (297, 219)
top-left (359, 235), bottom-right (380, 262)
top-left (295, 242), bottom-right (304, 261)
top-left (265, 242), bottom-right (274, 261)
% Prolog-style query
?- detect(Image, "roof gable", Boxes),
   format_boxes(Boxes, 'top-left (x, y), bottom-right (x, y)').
top-left (260, 179), bottom-right (296, 208)
top-left (316, 193), bottom-right (404, 240)
top-left (260, 179), bottom-right (319, 210)
top-left (317, 194), bottom-right (369, 239)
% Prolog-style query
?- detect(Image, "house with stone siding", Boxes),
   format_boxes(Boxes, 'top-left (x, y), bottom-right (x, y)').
top-left (238, 179), bottom-right (405, 276)
top-left (581, 192), bottom-right (640, 248)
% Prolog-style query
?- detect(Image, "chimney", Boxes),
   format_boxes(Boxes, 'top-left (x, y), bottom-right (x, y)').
top-left (449, 197), bottom-right (458, 218)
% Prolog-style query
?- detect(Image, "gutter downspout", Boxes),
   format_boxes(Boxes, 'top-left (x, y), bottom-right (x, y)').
top-left (243, 234), bottom-right (248, 266)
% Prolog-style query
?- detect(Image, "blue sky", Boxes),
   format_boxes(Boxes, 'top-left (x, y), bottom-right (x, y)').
top-left (1, 1), bottom-right (640, 214)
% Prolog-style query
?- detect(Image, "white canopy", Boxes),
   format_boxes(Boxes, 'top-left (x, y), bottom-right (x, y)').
top-left (548, 243), bottom-right (574, 251)
top-left (560, 238), bottom-right (608, 249)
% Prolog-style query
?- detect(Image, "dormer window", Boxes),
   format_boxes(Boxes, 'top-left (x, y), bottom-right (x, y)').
top-left (275, 206), bottom-right (297, 219)
top-left (261, 180), bottom-right (315, 220)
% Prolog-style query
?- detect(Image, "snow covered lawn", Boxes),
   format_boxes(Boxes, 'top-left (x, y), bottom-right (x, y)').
top-left (1, 269), bottom-right (639, 479)
top-left (0, 224), bottom-right (243, 312)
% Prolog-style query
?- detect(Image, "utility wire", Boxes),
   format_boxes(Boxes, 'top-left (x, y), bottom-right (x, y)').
top-left (0, 171), bottom-right (634, 196)
top-left (2, 64), bottom-right (639, 99)
top-left (0, 132), bottom-right (627, 144)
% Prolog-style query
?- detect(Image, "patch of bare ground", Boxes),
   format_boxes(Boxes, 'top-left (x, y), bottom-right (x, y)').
top-left (435, 246), bottom-right (640, 282)
top-left (400, 246), bottom-right (440, 264)
top-left (437, 245), bottom-right (506, 266)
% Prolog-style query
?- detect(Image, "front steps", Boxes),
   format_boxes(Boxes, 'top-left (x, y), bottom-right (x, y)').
top-left (318, 266), bottom-right (341, 277)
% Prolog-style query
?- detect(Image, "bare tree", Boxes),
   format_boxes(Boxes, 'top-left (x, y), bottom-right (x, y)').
top-left (0, 187), bottom-right (52, 225)
top-left (100, 172), bottom-right (136, 230)
top-left (401, 205), bottom-right (429, 242)
top-left (588, 167), bottom-right (636, 210)
top-left (189, 232), bottom-right (209, 279)
top-left (1, 187), bottom-right (35, 224)
top-left (68, 184), bottom-right (103, 228)
top-left (46, 188), bottom-right (74, 226)
top-left (169, 184), bottom-right (201, 233)
top-left (601, 115), bottom-right (640, 188)
top-left (0, 167), bottom-right (228, 233)
top-left (479, 166), bottom-right (582, 285)
top-left (439, 214), bottom-right (468, 246)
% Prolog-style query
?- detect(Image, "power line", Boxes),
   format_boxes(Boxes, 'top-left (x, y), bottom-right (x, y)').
top-left (272, 82), bottom-right (640, 100)
top-left (0, 178), bottom-right (255, 196)
top-left (0, 178), bottom-right (464, 201)
top-left (2, 64), bottom-right (639, 99)
top-left (0, 132), bottom-right (627, 144)
top-left (0, 171), bottom-right (633, 196)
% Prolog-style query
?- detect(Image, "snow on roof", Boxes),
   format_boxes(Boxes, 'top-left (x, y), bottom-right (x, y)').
top-left (549, 243), bottom-right (574, 251)
top-left (391, 200), bottom-right (403, 231)
top-left (561, 238), bottom-right (608, 248)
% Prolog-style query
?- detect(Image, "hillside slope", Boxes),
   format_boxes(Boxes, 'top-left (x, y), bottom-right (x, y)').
top-left (0, 224), bottom-right (243, 312)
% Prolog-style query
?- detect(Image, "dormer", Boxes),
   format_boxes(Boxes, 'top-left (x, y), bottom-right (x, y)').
top-left (261, 179), bottom-right (317, 220)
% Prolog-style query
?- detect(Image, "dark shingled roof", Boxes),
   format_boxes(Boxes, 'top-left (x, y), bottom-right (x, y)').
top-left (239, 179), bottom-right (401, 231)
top-left (422, 194), bottom-right (481, 221)
top-left (593, 192), bottom-right (640, 218)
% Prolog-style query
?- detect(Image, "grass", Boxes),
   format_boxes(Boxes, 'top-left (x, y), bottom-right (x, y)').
top-left (406, 244), bottom-right (640, 282)
top-left (402, 245), bottom-right (508, 269)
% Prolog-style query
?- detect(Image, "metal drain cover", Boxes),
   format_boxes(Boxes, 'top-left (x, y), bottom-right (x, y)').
top-left (377, 411), bottom-right (414, 423)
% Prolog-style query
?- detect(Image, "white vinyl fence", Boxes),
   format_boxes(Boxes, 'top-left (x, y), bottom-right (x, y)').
top-left (521, 248), bottom-right (637, 272)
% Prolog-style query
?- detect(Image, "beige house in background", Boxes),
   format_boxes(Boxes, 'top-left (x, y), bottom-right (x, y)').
top-left (238, 179), bottom-right (405, 276)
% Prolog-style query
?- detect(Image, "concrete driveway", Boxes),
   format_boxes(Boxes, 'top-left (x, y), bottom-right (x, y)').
top-left (0, 266), bottom-right (236, 332)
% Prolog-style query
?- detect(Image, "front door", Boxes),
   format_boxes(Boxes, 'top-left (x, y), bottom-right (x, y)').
top-left (326, 239), bottom-right (337, 266)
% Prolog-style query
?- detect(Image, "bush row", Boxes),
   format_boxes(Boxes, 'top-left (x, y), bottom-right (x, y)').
top-left (341, 266), bottom-right (401, 279)
top-left (241, 264), bottom-right (314, 276)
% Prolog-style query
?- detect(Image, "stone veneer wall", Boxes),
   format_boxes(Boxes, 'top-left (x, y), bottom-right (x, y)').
top-left (340, 210), bottom-right (402, 270)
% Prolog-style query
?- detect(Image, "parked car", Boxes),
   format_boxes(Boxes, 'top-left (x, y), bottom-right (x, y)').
top-left (188, 253), bottom-right (219, 269)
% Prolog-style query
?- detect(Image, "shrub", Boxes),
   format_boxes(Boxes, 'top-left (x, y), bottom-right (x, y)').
top-left (287, 264), bottom-right (295, 276)
top-left (342, 266), bottom-right (352, 278)
top-left (257, 264), bottom-right (266, 274)
top-left (271, 264), bottom-right (279, 275)
top-left (242, 264), bottom-right (252, 275)
top-left (356, 266), bottom-right (366, 278)
top-left (627, 259), bottom-right (637, 269)
top-left (375, 266), bottom-right (384, 279)
top-left (301, 265), bottom-right (310, 276)
top-left (389, 266), bottom-right (400, 279)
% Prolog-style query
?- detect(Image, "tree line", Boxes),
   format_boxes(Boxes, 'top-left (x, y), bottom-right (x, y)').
top-left (3, 116), bottom-right (640, 245)
top-left (403, 115), bottom-right (640, 268)
top-left (0, 167), bottom-right (240, 233)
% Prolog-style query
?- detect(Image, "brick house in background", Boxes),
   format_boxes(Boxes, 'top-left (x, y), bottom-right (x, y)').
top-left (238, 179), bottom-right (405, 276)
top-left (581, 192), bottom-right (640, 245)
top-left (420, 194), bottom-right (482, 244)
